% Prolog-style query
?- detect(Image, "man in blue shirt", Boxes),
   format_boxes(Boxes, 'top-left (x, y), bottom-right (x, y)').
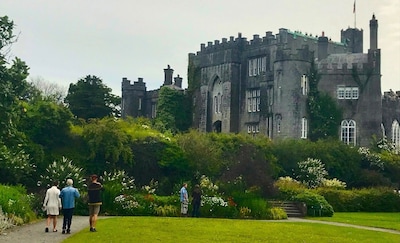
top-left (59, 178), bottom-right (80, 234)
top-left (179, 183), bottom-right (188, 216)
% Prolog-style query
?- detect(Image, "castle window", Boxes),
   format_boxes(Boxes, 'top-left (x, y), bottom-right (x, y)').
top-left (151, 103), bottom-right (157, 118)
top-left (276, 114), bottom-right (282, 133)
top-left (247, 89), bottom-right (260, 113)
top-left (214, 96), bottom-right (218, 113)
top-left (301, 117), bottom-right (308, 139)
top-left (248, 57), bottom-right (266, 76)
top-left (392, 120), bottom-right (400, 152)
top-left (301, 75), bottom-right (308, 95)
top-left (337, 86), bottom-right (359, 100)
top-left (138, 98), bottom-right (142, 110)
top-left (341, 120), bottom-right (356, 146)
top-left (247, 123), bottom-right (260, 137)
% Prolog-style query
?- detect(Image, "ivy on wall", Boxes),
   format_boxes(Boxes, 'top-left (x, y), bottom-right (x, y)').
top-left (307, 61), bottom-right (342, 141)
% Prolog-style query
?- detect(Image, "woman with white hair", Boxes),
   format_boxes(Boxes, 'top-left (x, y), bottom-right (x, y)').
top-left (59, 178), bottom-right (80, 234)
top-left (43, 180), bottom-right (61, 232)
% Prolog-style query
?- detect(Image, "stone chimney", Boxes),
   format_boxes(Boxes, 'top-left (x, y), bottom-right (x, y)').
top-left (318, 31), bottom-right (329, 60)
top-left (174, 75), bottom-right (183, 88)
top-left (164, 65), bottom-right (173, 85)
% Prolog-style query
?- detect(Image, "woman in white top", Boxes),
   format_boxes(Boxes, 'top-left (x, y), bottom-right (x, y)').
top-left (43, 180), bottom-right (61, 232)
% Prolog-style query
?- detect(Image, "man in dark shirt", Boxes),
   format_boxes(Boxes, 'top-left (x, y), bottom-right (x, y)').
top-left (88, 174), bottom-right (103, 232)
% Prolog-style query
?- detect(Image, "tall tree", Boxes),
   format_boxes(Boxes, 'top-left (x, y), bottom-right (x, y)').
top-left (155, 86), bottom-right (191, 133)
top-left (0, 16), bottom-right (30, 146)
top-left (65, 75), bottom-right (120, 120)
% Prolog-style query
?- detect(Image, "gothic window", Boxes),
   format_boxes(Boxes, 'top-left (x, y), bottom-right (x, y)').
top-left (392, 120), bottom-right (400, 151)
top-left (341, 120), bottom-right (356, 145)
top-left (212, 78), bottom-right (223, 114)
top-left (301, 117), bottom-right (308, 139)
top-left (337, 86), bottom-right (359, 100)
top-left (214, 96), bottom-right (218, 113)
top-left (247, 89), bottom-right (260, 113)
top-left (248, 56), bottom-right (266, 76)
top-left (301, 75), bottom-right (308, 95)
top-left (276, 114), bottom-right (282, 133)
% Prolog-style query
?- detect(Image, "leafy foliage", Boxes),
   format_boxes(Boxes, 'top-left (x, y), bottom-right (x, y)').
top-left (155, 86), bottom-right (191, 133)
top-left (65, 75), bottom-right (120, 120)
top-left (307, 61), bottom-right (342, 141)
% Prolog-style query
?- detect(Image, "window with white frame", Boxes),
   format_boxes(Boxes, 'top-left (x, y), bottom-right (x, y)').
top-left (247, 123), bottom-right (260, 135)
top-left (337, 86), bottom-right (359, 99)
top-left (214, 93), bottom-right (222, 113)
top-left (301, 75), bottom-right (308, 95)
top-left (248, 56), bottom-right (267, 76)
top-left (301, 117), bottom-right (307, 139)
top-left (392, 120), bottom-right (400, 151)
top-left (246, 89), bottom-right (260, 113)
top-left (213, 79), bottom-right (223, 114)
top-left (341, 120), bottom-right (356, 145)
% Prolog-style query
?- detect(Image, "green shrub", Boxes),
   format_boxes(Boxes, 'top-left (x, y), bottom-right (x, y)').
top-left (293, 190), bottom-right (334, 217)
top-left (274, 177), bottom-right (306, 200)
top-left (154, 205), bottom-right (178, 217)
top-left (0, 184), bottom-right (36, 223)
top-left (317, 187), bottom-right (400, 212)
top-left (266, 207), bottom-right (288, 220)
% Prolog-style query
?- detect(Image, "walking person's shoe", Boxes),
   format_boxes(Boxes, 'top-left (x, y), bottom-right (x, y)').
top-left (62, 229), bottom-right (66, 234)
top-left (90, 227), bottom-right (97, 232)
top-left (45, 227), bottom-right (49, 233)
top-left (66, 229), bottom-right (71, 234)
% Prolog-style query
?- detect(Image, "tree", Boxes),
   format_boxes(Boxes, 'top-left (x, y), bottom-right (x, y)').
top-left (65, 75), bottom-right (120, 120)
top-left (155, 86), bottom-right (191, 133)
top-left (30, 76), bottom-right (67, 104)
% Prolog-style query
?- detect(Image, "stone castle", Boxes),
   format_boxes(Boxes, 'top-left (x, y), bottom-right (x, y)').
top-left (121, 15), bottom-right (400, 149)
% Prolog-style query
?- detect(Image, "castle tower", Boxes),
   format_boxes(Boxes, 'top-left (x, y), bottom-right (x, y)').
top-left (341, 28), bottom-right (363, 53)
top-left (164, 65), bottom-right (173, 85)
top-left (369, 14), bottom-right (378, 50)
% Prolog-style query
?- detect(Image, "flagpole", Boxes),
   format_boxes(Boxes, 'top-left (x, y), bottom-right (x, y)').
top-left (354, 0), bottom-right (357, 28)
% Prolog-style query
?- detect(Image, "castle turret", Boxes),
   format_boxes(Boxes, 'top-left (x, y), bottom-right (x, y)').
top-left (369, 14), bottom-right (378, 50)
top-left (164, 65), bottom-right (173, 85)
top-left (341, 28), bottom-right (363, 53)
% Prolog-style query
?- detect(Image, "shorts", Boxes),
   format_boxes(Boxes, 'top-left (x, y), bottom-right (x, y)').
top-left (181, 202), bottom-right (188, 214)
top-left (89, 205), bottom-right (101, 215)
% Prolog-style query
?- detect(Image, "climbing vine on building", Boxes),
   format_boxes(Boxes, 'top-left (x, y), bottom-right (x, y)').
top-left (307, 61), bottom-right (342, 141)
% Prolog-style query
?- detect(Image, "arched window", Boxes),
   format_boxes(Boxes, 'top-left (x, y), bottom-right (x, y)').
top-left (301, 75), bottom-right (308, 95)
top-left (341, 120), bottom-right (356, 145)
top-left (212, 78), bottom-right (223, 114)
top-left (392, 120), bottom-right (400, 151)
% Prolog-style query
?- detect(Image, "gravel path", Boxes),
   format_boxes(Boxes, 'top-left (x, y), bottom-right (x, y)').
top-left (1, 216), bottom-right (399, 243)
top-left (0, 216), bottom-right (90, 243)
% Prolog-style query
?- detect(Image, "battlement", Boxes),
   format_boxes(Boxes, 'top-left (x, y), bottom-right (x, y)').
top-left (317, 53), bottom-right (372, 72)
top-left (383, 90), bottom-right (400, 100)
top-left (190, 28), bottom-right (346, 57)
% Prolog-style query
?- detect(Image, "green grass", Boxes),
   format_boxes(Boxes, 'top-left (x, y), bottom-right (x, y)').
top-left (308, 212), bottom-right (400, 231)
top-left (64, 216), bottom-right (400, 243)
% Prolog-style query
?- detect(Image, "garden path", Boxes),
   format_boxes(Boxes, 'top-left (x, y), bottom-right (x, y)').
top-left (1, 216), bottom-right (399, 243)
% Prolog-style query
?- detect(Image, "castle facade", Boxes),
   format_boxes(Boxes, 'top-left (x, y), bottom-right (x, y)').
top-left (121, 15), bottom-right (400, 149)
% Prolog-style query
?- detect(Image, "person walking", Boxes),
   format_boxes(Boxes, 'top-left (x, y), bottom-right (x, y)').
top-left (191, 184), bottom-right (202, 217)
top-left (43, 180), bottom-right (61, 232)
top-left (179, 183), bottom-right (189, 217)
top-left (87, 174), bottom-right (104, 232)
top-left (59, 178), bottom-right (80, 234)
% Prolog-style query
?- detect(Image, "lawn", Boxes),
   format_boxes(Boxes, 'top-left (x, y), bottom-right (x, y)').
top-left (308, 212), bottom-right (400, 231)
top-left (63, 216), bottom-right (400, 243)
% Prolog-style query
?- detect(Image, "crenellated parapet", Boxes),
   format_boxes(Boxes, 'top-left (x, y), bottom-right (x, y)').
top-left (317, 53), bottom-right (373, 72)
top-left (383, 90), bottom-right (400, 101)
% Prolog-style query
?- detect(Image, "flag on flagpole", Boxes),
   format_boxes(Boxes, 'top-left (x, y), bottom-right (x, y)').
top-left (353, 0), bottom-right (356, 13)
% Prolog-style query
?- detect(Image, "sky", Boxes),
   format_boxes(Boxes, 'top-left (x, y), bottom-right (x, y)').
top-left (2, 0), bottom-right (399, 96)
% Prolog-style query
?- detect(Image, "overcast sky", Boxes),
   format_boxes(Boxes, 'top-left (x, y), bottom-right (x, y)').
top-left (2, 0), bottom-right (399, 96)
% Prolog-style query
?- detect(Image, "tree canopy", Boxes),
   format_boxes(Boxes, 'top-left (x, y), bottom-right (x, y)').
top-left (65, 75), bottom-right (121, 120)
